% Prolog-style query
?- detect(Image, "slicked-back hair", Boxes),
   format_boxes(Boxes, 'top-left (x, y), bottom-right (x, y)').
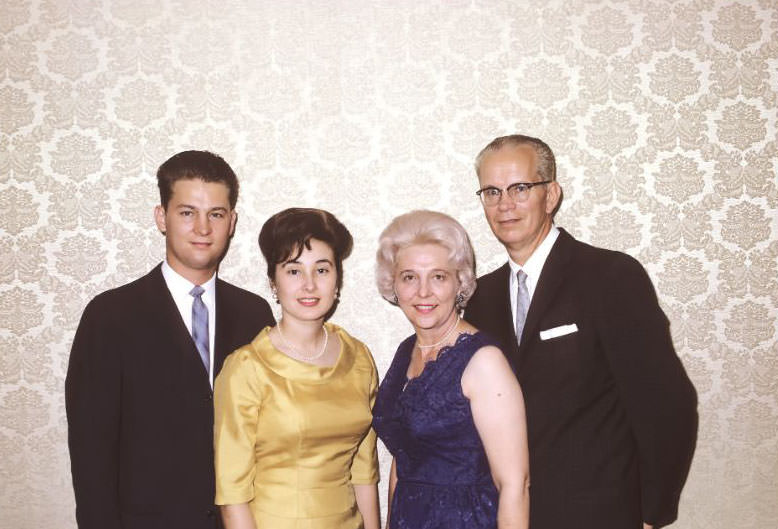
top-left (258, 208), bottom-right (353, 292)
top-left (375, 210), bottom-right (476, 307)
top-left (474, 134), bottom-right (557, 183)
top-left (157, 150), bottom-right (239, 209)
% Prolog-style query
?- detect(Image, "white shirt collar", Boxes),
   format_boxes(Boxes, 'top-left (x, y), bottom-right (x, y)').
top-left (161, 260), bottom-right (217, 296)
top-left (508, 225), bottom-right (559, 301)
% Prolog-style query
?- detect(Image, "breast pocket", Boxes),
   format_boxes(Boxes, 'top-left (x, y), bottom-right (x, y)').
top-left (538, 324), bottom-right (580, 364)
top-left (523, 317), bottom-right (585, 393)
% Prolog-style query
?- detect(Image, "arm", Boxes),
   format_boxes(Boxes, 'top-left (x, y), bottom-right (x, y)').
top-left (350, 344), bottom-right (381, 528)
top-left (463, 345), bottom-right (530, 529)
top-left (220, 504), bottom-right (257, 529)
top-left (65, 298), bottom-right (123, 529)
top-left (355, 483), bottom-right (380, 529)
top-left (386, 458), bottom-right (398, 529)
top-left (213, 350), bottom-right (263, 524)
top-left (599, 255), bottom-right (698, 527)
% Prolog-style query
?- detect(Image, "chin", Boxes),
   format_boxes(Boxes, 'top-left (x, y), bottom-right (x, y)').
top-left (501, 231), bottom-right (528, 245)
top-left (496, 236), bottom-right (519, 248)
top-left (410, 315), bottom-right (442, 328)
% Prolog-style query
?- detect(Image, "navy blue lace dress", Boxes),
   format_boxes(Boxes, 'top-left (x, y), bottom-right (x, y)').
top-left (372, 332), bottom-right (499, 529)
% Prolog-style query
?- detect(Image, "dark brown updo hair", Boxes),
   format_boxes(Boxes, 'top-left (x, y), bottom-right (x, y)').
top-left (258, 208), bottom-right (353, 292)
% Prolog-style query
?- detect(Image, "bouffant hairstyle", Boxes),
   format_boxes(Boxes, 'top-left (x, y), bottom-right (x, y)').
top-left (375, 210), bottom-right (476, 308)
top-left (157, 150), bottom-right (239, 209)
top-left (258, 208), bottom-right (353, 292)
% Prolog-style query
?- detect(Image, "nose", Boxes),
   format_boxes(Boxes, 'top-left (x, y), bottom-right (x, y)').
top-left (194, 213), bottom-right (211, 235)
top-left (417, 278), bottom-right (430, 297)
top-left (302, 272), bottom-right (316, 292)
top-left (496, 192), bottom-right (515, 211)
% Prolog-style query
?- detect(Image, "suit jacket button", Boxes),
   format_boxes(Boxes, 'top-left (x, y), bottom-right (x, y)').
top-left (205, 393), bottom-right (213, 401)
top-left (206, 508), bottom-right (216, 517)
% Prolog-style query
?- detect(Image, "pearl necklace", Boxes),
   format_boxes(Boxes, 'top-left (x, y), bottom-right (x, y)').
top-left (416, 314), bottom-right (461, 351)
top-left (276, 323), bottom-right (329, 361)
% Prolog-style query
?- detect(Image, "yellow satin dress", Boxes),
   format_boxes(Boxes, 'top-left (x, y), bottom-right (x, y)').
top-left (214, 322), bottom-right (379, 529)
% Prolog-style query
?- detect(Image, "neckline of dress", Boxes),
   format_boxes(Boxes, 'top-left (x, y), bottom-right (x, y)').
top-left (403, 331), bottom-right (477, 391)
top-left (258, 322), bottom-right (347, 382)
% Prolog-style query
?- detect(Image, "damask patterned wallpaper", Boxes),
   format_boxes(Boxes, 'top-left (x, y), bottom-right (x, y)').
top-left (1, 1), bottom-right (776, 527)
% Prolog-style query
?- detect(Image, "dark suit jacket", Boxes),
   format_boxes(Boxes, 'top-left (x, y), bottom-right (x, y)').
top-left (465, 229), bottom-right (697, 529)
top-left (66, 264), bottom-right (275, 529)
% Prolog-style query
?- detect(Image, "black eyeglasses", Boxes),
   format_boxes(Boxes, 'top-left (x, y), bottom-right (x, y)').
top-left (476, 181), bottom-right (552, 206)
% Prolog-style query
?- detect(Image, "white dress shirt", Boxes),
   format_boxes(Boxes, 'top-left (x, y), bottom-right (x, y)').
top-left (508, 226), bottom-right (560, 329)
top-left (161, 260), bottom-right (217, 387)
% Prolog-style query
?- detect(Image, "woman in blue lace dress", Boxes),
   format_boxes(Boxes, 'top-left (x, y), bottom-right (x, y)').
top-left (373, 210), bottom-right (529, 529)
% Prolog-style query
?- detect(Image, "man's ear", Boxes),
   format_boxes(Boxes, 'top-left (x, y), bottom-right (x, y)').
top-left (229, 210), bottom-right (237, 237)
top-left (545, 181), bottom-right (562, 215)
top-left (154, 205), bottom-right (167, 235)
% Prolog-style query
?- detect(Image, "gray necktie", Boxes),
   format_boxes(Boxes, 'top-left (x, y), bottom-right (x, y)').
top-left (515, 270), bottom-right (530, 344)
top-left (190, 285), bottom-right (210, 373)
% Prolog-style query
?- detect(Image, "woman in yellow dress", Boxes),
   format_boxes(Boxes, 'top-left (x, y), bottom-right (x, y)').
top-left (214, 208), bottom-right (380, 529)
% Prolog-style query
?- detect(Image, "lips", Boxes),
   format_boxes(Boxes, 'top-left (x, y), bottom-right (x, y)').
top-left (298, 297), bottom-right (320, 307)
top-left (413, 304), bottom-right (437, 313)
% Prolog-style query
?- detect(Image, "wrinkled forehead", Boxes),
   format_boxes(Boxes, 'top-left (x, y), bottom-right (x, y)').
top-left (478, 145), bottom-right (538, 186)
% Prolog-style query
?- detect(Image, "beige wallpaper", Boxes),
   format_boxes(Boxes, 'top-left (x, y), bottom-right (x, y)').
top-left (1, 1), bottom-right (777, 527)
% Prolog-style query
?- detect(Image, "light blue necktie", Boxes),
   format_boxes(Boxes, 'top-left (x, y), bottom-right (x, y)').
top-left (515, 270), bottom-right (529, 344)
top-left (190, 285), bottom-right (210, 373)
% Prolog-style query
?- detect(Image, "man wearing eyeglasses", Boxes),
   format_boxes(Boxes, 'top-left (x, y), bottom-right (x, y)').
top-left (464, 135), bottom-right (698, 529)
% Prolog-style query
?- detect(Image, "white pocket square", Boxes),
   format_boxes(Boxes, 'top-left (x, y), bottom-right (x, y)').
top-left (540, 323), bottom-right (578, 341)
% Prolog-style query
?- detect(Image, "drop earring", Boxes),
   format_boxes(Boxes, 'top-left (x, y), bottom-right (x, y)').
top-left (455, 292), bottom-right (465, 308)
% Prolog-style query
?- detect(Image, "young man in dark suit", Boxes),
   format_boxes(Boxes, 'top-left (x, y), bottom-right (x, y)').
top-left (66, 151), bottom-right (275, 529)
top-left (464, 135), bottom-right (698, 529)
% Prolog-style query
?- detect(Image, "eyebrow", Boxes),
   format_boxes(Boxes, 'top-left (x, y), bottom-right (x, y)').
top-left (282, 258), bottom-right (334, 266)
top-left (175, 204), bottom-right (229, 212)
top-left (480, 182), bottom-right (533, 189)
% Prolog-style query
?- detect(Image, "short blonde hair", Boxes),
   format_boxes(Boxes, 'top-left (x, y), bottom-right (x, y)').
top-left (375, 210), bottom-right (477, 307)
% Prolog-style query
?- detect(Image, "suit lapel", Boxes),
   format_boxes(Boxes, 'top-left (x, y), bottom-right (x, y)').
top-left (516, 229), bottom-right (575, 366)
top-left (213, 279), bottom-right (230, 377)
top-left (489, 263), bottom-right (521, 366)
top-left (146, 264), bottom-right (212, 389)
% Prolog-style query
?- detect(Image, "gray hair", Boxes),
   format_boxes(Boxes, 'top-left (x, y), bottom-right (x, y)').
top-left (375, 210), bottom-right (477, 308)
top-left (474, 134), bottom-right (557, 182)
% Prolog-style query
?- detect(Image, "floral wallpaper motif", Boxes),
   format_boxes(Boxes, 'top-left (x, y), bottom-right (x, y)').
top-left (0, 1), bottom-right (776, 528)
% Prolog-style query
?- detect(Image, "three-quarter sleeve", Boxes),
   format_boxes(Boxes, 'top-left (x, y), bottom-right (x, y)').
top-left (214, 347), bottom-right (263, 505)
top-left (350, 344), bottom-right (380, 485)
